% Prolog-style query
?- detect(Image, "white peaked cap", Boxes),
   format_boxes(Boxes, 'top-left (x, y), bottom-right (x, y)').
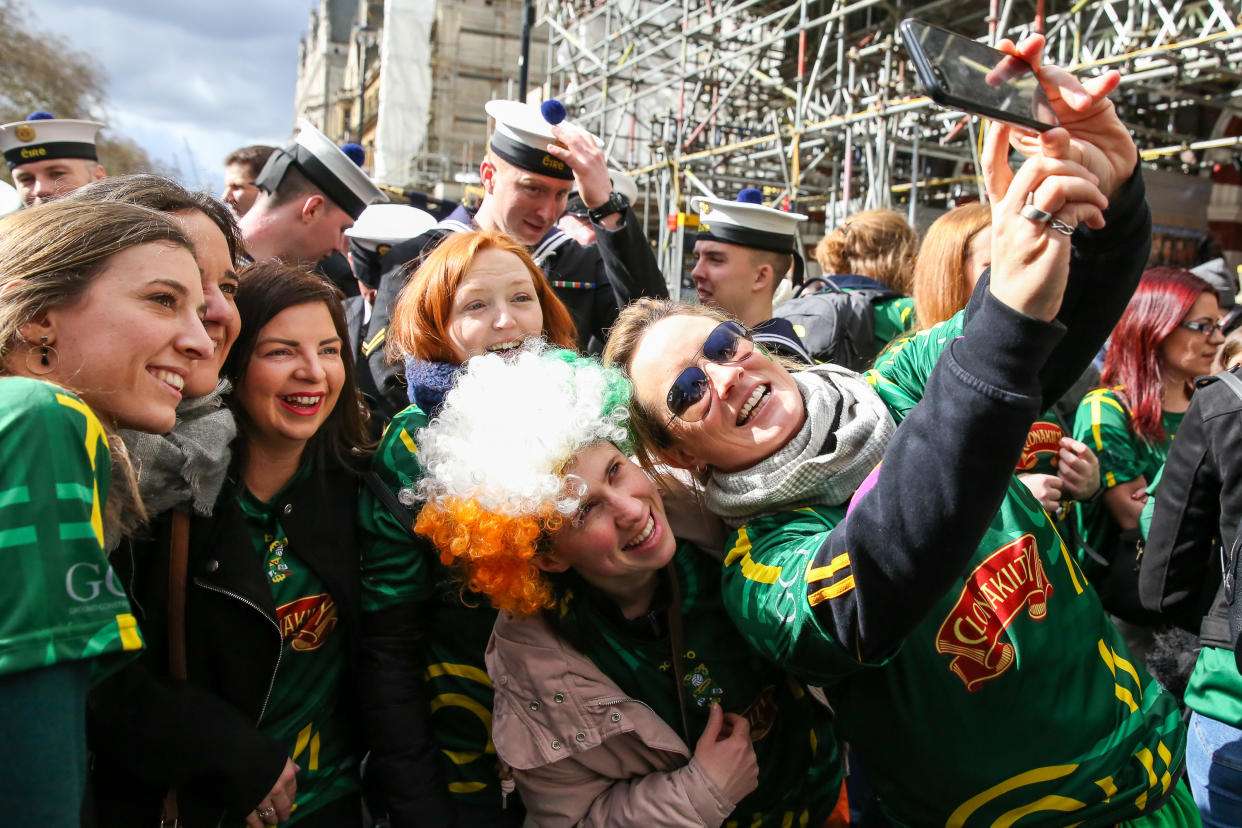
top-left (345, 204), bottom-right (438, 250)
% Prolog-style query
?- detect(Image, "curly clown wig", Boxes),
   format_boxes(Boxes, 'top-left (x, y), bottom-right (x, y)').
top-left (413, 342), bottom-right (633, 616)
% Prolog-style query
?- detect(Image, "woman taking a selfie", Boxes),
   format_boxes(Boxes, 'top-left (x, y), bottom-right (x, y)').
top-left (603, 44), bottom-right (1195, 824)
top-left (413, 344), bottom-right (844, 827)
top-left (0, 200), bottom-right (210, 822)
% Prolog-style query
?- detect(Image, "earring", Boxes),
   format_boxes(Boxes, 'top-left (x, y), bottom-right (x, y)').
top-left (26, 335), bottom-right (57, 376)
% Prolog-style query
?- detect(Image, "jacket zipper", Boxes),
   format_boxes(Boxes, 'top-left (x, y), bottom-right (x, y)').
top-left (194, 579), bottom-right (283, 724)
top-left (594, 696), bottom-right (654, 711)
top-left (121, 538), bottom-right (144, 618)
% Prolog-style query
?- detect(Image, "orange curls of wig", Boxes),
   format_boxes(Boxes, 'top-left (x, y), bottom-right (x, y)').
top-left (414, 496), bottom-right (557, 617)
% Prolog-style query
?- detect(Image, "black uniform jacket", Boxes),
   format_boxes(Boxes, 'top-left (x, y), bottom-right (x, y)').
top-left (86, 453), bottom-right (362, 827)
top-left (359, 204), bottom-right (666, 422)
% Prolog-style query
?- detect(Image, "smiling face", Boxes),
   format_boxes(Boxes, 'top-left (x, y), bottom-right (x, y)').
top-left (445, 247), bottom-right (546, 363)
top-left (1160, 290), bottom-right (1225, 384)
top-left (234, 302), bottom-right (345, 450)
top-left (176, 210), bottom-right (240, 398)
top-left (538, 442), bottom-right (677, 588)
top-left (627, 313), bottom-right (805, 472)
top-left (29, 241), bottom-right (211, 433)
top-left (481, 157), bottom-right (573, 246)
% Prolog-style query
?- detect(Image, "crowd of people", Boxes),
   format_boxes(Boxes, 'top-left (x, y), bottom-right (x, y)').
top-left (3, 31), bottom-right (1242, 828)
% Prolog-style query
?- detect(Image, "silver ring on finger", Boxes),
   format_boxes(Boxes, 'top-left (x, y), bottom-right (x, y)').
top-left (1049, 217), bottom-right (1075, 235)
top-left (1020, 204), bottom-right (1054, 223)
top-left (257, 806), bottom-right (276, 819)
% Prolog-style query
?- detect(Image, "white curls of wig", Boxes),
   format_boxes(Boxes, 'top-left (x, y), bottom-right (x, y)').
top-left (416, 342), bottom-right (632, 519)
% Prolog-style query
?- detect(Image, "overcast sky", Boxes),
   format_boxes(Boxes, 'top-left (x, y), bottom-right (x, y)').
top-left (29, 0), bottom-right (317, 194)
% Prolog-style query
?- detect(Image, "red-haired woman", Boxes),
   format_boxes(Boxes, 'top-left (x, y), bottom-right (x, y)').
top-left (388, 229), bottom-right (577, 414)
top-left (358, 230), bottom-right (577, 827)
top-left (1073, 267), bottom-right (1223, 624)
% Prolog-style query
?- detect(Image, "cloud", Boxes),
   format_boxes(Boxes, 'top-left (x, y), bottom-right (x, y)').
top-left (27, 0), bottom-right (317, 191)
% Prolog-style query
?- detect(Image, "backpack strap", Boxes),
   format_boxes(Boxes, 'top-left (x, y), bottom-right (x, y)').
top-left (793, 277), bottom-right (845, 299)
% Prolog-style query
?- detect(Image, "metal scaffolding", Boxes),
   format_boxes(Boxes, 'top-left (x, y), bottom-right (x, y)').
top-left (540, 0), bottom-right (1242, 283)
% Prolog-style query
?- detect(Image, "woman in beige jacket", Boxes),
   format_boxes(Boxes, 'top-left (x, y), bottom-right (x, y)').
top-left (412, 344), bottom-right (846, 828)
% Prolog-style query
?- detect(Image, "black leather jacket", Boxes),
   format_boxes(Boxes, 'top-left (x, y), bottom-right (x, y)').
top-left (1141, 369), bottom-right (1242, 657)
top-left (86, 452), bottom-right (362, 827)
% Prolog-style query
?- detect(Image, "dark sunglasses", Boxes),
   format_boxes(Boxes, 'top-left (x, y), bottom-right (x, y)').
top-left (664, 320), bottom-right (754, 425)
top-left (1180, 318), bottom-right (1225, 335)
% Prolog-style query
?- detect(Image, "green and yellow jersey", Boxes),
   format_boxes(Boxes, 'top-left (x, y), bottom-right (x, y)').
top-left (871, 294), bottom-right (917, 353)
top-left (719, 315), bottom-right (1186, 826)
top-left (1073, 387), bottom-right (1181, 574)
top-left (237, 468), bottom-right (359, 821)
top-left (0, 377), bottom-right (143, 681)
top-left (358, 404), bottom-right (503, 808)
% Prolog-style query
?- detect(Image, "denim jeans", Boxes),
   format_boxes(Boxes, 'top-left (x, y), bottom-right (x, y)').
top-left (1187, 710), bottom-right (1242, 826)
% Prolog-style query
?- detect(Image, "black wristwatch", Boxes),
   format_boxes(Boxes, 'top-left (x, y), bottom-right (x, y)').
top-left (587, 191), bottom-right (629, 223)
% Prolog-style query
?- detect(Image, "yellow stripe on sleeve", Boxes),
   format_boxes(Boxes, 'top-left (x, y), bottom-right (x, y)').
top-left (805, 553), bottom-right (850, 584)
top-left (116, 613), bottom-right (143, 651)
top-left (808, 575), bottom-right (855, 606)
top-left (724, 527), bottom-right (782, 584)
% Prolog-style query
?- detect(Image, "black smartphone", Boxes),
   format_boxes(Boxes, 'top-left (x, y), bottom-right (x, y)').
top-left (899, 18), bottom-right (1059, 132)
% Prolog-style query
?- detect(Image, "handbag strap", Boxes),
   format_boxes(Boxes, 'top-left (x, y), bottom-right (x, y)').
top-left (364, 470), bottom-right (419, 541)
top-left (167, 510), bottom-right (190, 680)
top-left (664, 567), bottom-right (693, 743)
top-left (161, 510), bottom-right (191, 826)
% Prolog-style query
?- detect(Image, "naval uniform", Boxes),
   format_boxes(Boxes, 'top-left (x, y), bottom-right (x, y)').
top-left (752, 317), bottom-right (813, 364)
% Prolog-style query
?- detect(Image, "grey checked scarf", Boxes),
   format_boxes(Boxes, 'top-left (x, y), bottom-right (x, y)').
top-left (704, 362), bottom-right (894, 527)
top-left (110, 380), bottom-right (237, 548)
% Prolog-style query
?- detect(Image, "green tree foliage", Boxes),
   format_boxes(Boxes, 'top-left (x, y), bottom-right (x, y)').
top-left (0, 0), bottom-right (161, 180)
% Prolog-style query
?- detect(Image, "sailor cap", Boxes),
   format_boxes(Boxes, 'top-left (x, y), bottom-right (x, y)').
top-left (0, 113), bottom-right (104, 170)
top-left (345, 204), bottom-right (438, 252)
top-left (693, 188), bottom-right (808, 285)
top-left (485, 99), bottom-right (602, 181)
top-left (254, 118), bottom-right (385, 220)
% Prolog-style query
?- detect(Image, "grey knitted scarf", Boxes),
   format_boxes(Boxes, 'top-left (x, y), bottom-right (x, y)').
top-left (111, 380), bottom-right (237, 547)
top-left (704, 362), bottom-right (894, 527)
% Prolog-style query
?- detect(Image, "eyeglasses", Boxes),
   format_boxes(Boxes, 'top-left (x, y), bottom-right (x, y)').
top-left (664, 320), bottom-right (754, 425)
top-left (1180, 318), bottom-right (1225, 335)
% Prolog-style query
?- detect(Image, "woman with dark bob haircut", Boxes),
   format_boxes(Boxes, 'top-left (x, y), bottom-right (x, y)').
top-left (88, 262), bottom-right (372, 827)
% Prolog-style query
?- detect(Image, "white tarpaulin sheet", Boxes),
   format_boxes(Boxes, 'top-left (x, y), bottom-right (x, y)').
top-left (374, 0), bottom-right (434, 186)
